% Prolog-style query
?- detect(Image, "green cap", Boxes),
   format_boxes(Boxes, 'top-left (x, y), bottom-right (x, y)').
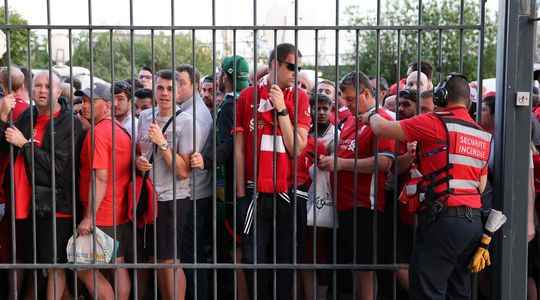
top-left (221, 55), bottom-right (249, 92)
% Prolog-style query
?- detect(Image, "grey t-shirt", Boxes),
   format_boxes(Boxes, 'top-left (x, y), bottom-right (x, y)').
top-left (178, 94), bottom-right (213, 200)
top-left (137, 106), bottom-right (192, 201)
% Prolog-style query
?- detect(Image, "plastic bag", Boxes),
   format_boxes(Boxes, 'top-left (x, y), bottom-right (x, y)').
top-left (66, 227), bottom-right (117, 264)
top-left (307, 166), bottom-right (338, 228)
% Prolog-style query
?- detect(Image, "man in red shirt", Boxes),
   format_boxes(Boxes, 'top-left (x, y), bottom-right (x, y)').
top-left (0, 71), bottom-right (85, 300)
top-left (76, 83), bottom-right (132, 300)
top-left (362, 74), bottom-right (491, 299)
top-left (317, 71), bottom-right (395, 300)
top-left (234, 43), bottom-right (311, 300)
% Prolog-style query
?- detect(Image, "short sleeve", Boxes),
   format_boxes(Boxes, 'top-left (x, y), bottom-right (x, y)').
top-left (377, 135), bottom-right (396, 160)
top-left (399, 113), bottom-right (442, 143)
top-left (233, 90), bottom-right (249, 134)
top-left (296, 92), bottom-right (312, 130)
top-left (176, 115), bottom-right (194, 155)
top-left (92, 126), bottom-right (111, 170)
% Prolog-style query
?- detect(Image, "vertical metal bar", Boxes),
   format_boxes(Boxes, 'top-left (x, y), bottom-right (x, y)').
top-left (332, 2), bottom-right (339, 300)
top-left (393, 29), bottom-right (402, 300)
top-left (459, 0), bottom-right (465, 73)
top-left (211, 1), bottom-right (217, 299)
top-left (87, 1), bottom-right (98, 298)
top-left (67, 28), bottom-right (79, 300)
top-left (169, 1), bottom-right (178, 299)
top-left (4, 0), bottom-right (17, 297)
top-left (491, 0), bottom-right (535, 299)
top-left (26, 27), bottom-right (38, 300)
top-left (351, 28), bottom-right (360, 300)
top-left (252, 0), bottom-right (259, 297)
top-left (150, 28), bottom-right (158, 300)
top-left (191, 28), bottom-right (199, 300)
top-left (437, 29), bottom-right (443, 84)
top-left (293, 1), bottom-right (299, 298)
top-left (45, 0), bottom-right (59, 298)
top-left (109, 28), bottom-right (119, 300)
top-left (312, 28), bottom-right (319, 300)
top-left (128, 0), bottom-right (139, 299)
top-left (475, 0), bottom-right (486, 124)
top-left (232, 28), bottom-right (239, 300)
top-left (272, 29), bottom-right (277, 300)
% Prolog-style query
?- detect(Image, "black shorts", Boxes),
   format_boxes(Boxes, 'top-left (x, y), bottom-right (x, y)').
top-left (98, 222), bottom-right (132, 260)
top-left (152, 199), bottom-right (188, 261)
top-left (37, 216), bottom-right (74, 263)
top-left (337, 208), bottom-right (383, 265)
top-left (15, 217), bottom-right (74, 263)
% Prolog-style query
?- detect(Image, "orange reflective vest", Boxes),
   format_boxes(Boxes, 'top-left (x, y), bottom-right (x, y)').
top-left (399, 112), bottom-right (492, 213)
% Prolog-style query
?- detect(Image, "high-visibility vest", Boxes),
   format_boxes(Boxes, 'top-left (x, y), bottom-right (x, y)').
top-left (399, 111), bottom-right (492, 212)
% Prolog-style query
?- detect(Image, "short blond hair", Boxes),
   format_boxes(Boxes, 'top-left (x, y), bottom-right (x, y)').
top-left (0, 66), bottom-right (25, 92)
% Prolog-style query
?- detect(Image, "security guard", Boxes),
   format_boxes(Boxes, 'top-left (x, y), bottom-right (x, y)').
top-left (361, 73), bottom-right (492, 300)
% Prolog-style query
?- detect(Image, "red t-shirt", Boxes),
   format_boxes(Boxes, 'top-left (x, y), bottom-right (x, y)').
top-left (13, 111), bottom-right (71, 219)
top-left (79, 119), bottom-right (132, 226)
top-left (295, 135), bottom-right (328, 187)
top-left (329, 107), bottom-right (352, 125)
top-left (0, 98), bottom-right (28, 205)
top-left (335, 108), bottom-right (396, 212)
top-left (399, 106), bottom-right (488, 208)
top-left (234, 83), bottom-right (311, 188)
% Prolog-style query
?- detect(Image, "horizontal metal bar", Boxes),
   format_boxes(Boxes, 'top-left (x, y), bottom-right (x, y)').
top-left (0, 263), bottom-right (406, 270)
top-left (0, 24), bottom-right (483, 31)
top-left (530, 17), bottom-right (540, 22)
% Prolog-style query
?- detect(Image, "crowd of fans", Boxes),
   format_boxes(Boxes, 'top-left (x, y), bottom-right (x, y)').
top-left (0, 42), bottom-right (534, 300)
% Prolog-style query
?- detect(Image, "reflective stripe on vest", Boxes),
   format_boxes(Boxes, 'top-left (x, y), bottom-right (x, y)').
top-left (446, 123), bottom-right (492, 143)
top-left (449, 154), bottom-right (487, 169)
top-left (448, 179), bottom-right (480, 189)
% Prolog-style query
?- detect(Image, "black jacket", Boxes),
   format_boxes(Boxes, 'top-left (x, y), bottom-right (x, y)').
top-left (0, 97), bottom-right (85, 215)
top-left (201, 93), bottom-right (235, 201)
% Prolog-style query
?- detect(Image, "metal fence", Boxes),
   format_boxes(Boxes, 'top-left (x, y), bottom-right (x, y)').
top-left (0, 0), bottom-right (536, 299)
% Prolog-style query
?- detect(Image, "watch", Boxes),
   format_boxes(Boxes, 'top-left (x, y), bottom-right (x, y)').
top-left (158, 141), bottom-right (168, 151)
top-left (277, 108), bottom-right (289, 117)
top-left (367, 110), bottom-right (378, 123)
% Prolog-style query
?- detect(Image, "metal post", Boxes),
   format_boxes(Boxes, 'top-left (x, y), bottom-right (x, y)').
top-left (492, 0), bottom-right (536, 299)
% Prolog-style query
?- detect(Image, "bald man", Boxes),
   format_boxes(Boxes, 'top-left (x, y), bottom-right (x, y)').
top-left (0, 71), bottom-right (84, 300)
top-left (405, 71), bottom-right (432, 93)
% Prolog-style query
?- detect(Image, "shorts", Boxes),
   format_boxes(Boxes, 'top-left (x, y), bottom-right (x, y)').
top-left (152, 198), bottom-right (189, 261)
top-left (337, 207), bottom-right (383, 265)
top-left (14, 217), bottom-right (75, 263)
top-left (37, 216), bottom-right (74, 263)
top-left (98, 222), bottom-right (132, 260)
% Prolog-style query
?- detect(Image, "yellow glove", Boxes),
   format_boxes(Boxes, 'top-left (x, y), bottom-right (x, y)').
top-left (469, 234), bottom-right (492, 273)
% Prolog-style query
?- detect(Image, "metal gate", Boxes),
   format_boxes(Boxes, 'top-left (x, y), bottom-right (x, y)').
top-left (0, 0), bottom-right (536, 299)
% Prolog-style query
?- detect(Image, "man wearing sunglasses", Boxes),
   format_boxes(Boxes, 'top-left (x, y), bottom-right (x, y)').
top-left (234, 43), bottom-right (311, 300)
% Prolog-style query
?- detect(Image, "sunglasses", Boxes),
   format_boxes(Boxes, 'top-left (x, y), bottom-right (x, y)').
top-left (139, 75), bottom-right (152, 80)
top-left (279, 61), bottom-right (302, 72)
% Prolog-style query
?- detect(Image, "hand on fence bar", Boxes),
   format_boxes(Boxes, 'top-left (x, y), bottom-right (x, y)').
top-left (190, 152), bottom-right (204, 170)
top-left (4, 126), bottom-right (28, 148)
top-left (0, 93), bottom-right (15, 122)
top-left (136, 155), bottom-right (152, 172)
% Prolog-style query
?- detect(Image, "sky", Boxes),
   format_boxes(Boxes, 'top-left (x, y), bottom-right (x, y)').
top-left (10, 0), bottom-right (500, 67)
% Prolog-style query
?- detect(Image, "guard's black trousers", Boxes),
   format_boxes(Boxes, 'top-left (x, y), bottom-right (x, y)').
top-left (410, 211), bottom-right (483, 300)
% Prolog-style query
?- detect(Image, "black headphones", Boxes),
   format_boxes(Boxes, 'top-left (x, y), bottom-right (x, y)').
top-left (433, 73), bottom-right (468, 107)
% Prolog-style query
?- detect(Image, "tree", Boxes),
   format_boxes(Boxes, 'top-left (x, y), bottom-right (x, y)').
top-left (0, 7), bottom-right (49, 68)
top-left (342, 0), bottom-right (497, 84)
top-left (72, 31), bottom-right (215, 81)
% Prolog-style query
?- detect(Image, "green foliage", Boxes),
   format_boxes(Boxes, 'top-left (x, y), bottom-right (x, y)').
top-left (0, 7), bottom-right (49, 68)
top-left (343, 0), bottom-right (497, 84)
top-left (71, 31), bottom-right (214, 81)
